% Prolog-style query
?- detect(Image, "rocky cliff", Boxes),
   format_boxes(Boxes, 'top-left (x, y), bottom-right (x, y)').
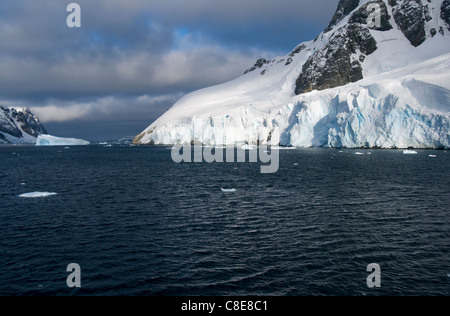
top-left (0, 106), bottom-right (47, 144)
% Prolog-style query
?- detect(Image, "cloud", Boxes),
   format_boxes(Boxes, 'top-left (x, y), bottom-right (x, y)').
top-left (0, 41), bottom-right (262, 100)
top-left (0, 0), bottom-right (339, 138)
top-left (32, 104), bottom-right (91, 122)
top-left (31, 93), bottom-right (184, 123)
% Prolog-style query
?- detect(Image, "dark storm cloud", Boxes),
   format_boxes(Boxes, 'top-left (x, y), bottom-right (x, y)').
top-left (0, 0), bottom-right (338, 138)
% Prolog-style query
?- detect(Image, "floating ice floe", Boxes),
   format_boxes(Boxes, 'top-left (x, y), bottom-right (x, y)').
top-left (36, 135), bottom-right (90, 146)
top-left (429, 155), bottom-right (437, 158)
top-left (355, 152), bottom-right (365, 155)
top-left (241, 145), bottom-right (255, 150)
top-left (271, 146), bottom-right (296, 150)
top-left (403, 150), bottom-right (418, 155)
top-left (19, 192), bottom-right (58, 198)
top-left (221, 188), bottom-right (236, 193)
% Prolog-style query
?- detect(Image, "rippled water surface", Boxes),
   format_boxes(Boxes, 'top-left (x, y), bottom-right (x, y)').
top-left (0, 146), bottom-right (449, 296)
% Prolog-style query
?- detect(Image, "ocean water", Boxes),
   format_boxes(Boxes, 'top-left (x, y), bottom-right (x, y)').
top-left (0, 145), bottom-right (449, 296)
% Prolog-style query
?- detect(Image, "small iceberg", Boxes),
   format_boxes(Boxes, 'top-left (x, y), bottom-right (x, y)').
top-left (19, 192), bottom-right (58, 198)
top-left (221, 188), bottom-right (236, 193)
top-left (36, 135), bottom-right (90, 146)
top-left (241, 145), bottom-right (255, 150)
top-left (429, 155), bottom-right (437, 158)
top-left (355, 152), bottom-right (365, 155)
top-left (403, 150), bottom-right (418, 155)
top-left (271, 146), bottom-right (297, 150)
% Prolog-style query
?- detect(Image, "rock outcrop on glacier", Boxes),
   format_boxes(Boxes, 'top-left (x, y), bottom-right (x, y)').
top-left (0, 106), bottom-right (47, 144)
top-left (134, 0), bottom-right (450, 149)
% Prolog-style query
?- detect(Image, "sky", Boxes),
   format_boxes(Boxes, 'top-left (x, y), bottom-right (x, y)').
top-left (0, 0), bottom-right (338, 141)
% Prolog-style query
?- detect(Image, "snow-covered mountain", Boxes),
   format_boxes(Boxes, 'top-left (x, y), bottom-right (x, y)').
top-left (134, 0), bottom-right (450, 148)
top-left (0, 106), bottom-right (47, 144)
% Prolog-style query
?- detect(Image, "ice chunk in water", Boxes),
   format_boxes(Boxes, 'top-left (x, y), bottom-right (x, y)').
top-left (19, 192), bottom-right (57, 198)
top-left (36, 135), bottom-right (90, 146)
top-left (221, 188), bottom-right (236, 193)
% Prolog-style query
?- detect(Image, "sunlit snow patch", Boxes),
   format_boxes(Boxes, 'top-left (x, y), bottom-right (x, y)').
top-left (19, 192), bottom-right (58, 198)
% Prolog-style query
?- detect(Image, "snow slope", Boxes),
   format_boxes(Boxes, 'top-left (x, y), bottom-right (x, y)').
top-left (135, 0), bottom-right (450, 148)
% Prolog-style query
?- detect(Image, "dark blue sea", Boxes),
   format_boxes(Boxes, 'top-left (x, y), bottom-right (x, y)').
top-left (0, 145), bottom-right (449, 296)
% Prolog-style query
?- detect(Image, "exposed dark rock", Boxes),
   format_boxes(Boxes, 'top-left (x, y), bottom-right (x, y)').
top-left (0, 106), bottom-right (22, 138)
top-left (442, 0), bottom-right (450, 31)
top-left (11, 108), bottom-right (47, 137)
top-left (430, 28), bottom-right (437, 37)
top-left (244, 58), bottom-right (269, 75)
top-left (295, 27), bottom-right (366, 94)
top-left (289, 44), bottom-right (307, 57)
top-left (0, 106), bottom-right (47, 142)
top-left (424, 4), bottom-right (432, 22)
top-left (285, 58), bottom-right (293, 66)
top-left (285, 44), bottom-right (307, 65)
top-left (296, 19), bottom-right (379, 95)
top-left (349, 0), bottom-right (393, 31)
top-left (346, 24), bottom-right (378, 55)
top-left (325, 0), bottom-right (360, 32)
top-left (390, 0), bottom-right (426, 47)
top-left (294, 0), bottom-right (397, 95)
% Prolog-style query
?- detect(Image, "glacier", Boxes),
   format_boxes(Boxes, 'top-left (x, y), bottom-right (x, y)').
top-left (134, 0), bottom-right (450, 149)
top-left (36, 135), bottom-right (90, 146)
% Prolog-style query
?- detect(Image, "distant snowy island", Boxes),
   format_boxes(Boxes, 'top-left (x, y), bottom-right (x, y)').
top-left (1, 106), bottom-right (91, 146)
top-left (0, 106), bottom-right (47, 144)
top-left (134, 0), bottom-right (450, 149)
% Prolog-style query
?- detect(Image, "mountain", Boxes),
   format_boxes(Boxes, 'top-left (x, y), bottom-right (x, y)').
top-left (0, 106), bottom-right (47, 144)
top-left (134, 0), bottom-right (450, 149)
